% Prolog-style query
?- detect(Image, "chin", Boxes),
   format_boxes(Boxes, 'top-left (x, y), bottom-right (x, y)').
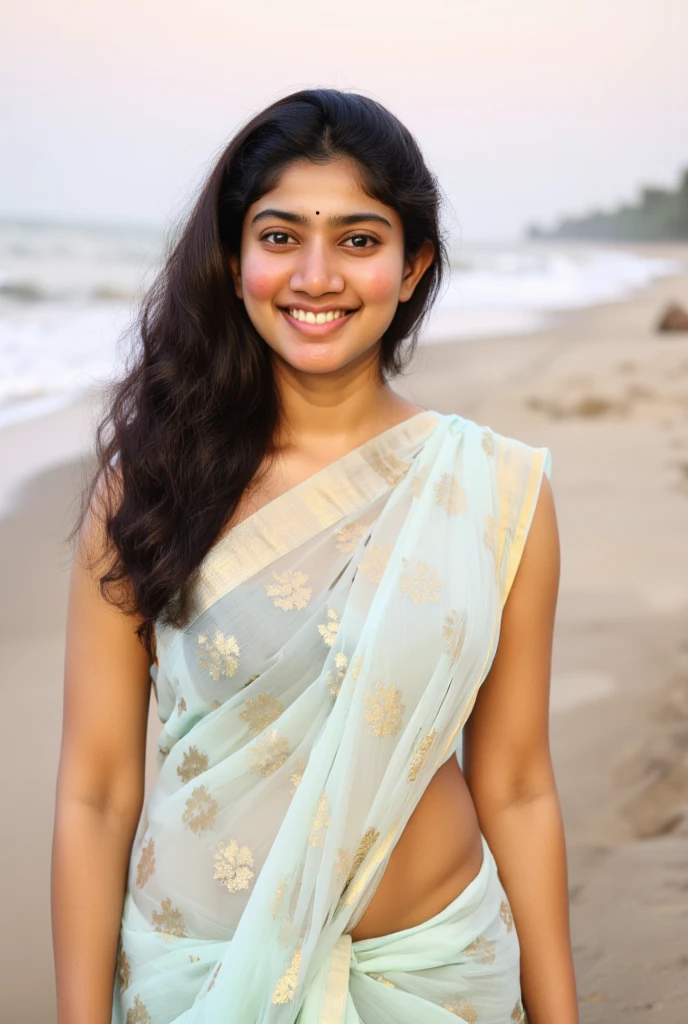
top-left (285, 352), bottom-right (353, 376)
top-left (274, 338), bottom-right (367, 376)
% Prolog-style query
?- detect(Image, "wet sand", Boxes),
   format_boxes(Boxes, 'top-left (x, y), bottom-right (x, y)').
top-left (2, 244), bottom-right (688, 1021)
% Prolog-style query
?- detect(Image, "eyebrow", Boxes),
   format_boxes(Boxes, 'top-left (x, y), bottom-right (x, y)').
top-left (250, 208), bottom-right (393, 229)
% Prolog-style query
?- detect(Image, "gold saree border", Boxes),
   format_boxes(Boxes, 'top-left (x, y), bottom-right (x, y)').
top-left (320, 933), bottom-right (353, 1024)
top-left (502, 446), bottom-right (551, 607)
top-left (186, 410), bottom-right (441, 623)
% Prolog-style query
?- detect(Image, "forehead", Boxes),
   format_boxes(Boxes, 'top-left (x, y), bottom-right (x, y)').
top-left (248, 157), bottom-right (401, 227)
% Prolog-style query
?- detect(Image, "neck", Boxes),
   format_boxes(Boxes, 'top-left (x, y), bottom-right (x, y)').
top-left (271, 349), bottom-right (424, 456)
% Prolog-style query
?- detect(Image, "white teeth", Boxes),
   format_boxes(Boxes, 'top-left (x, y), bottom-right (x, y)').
top-left (287, 308), bottom-right (349, 323)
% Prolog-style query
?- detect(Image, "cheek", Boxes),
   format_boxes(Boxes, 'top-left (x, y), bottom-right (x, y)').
top-left (240, 255), bottom-right (282, 302)
top-left (356, 263), bottom-right (402, 304)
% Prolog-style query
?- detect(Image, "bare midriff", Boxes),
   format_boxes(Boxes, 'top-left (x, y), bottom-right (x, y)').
top-left (347, 753), bottom-right (484, 942)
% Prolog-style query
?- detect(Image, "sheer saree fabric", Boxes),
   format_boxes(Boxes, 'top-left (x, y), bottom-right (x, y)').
top-left (112, 410), bottom-right (551, 1024)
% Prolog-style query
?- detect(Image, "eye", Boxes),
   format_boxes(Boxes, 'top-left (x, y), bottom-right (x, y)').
top-left (261, 231), bottom-right (297, 245)
top-left (342, 233), bottom-right (379, 249)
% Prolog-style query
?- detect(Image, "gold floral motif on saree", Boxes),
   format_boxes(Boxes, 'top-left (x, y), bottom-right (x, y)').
top-left (481, 429), bottom-right (495, 456)
top-left (408, 728), bottom-right (437, 782)
top-left (410, 464), bottom-right (429, 498)
top-left (358, 544), bottom-right (392, 583)
top-left (197, 630), bottom-right (240, 680)
top-left (177, 745), bottom-right (209, 785)
top-left (182, 785), bottom-right (218, 834)
top-left (135, 836), bottom-right (155, 888)
top-left (335, 521), bottom-right (367, 553)
top-left (398, 557), bottom-right (442, 604)
top-left (265, 570), bottom-right (312, 611)
top-left (443, 609), bottom-right (468, 663)
top-left (512, 1001), bottom-right (527, 1023)
top-left (483, 514), bottom-right (500, 582)
top-left (271, 877), bottom-right (287, 917)
top-left (343, 826), bottom-right (380, 892)
top-left (289, 757), bottom-right (306, 793)
top-left (334, 846), bottom-right (351, 888)
top-left (308, 792), bottom-right (331, 846)
top-left (213, 838), bottom-right (255, 893)
top-left (364, 680), bottom-right (405, 737)
top-left (176, 697), bottom-right (187, 717)
top-left (343, 821), bottom-right (399, 906)
top-left (463, 934), bottom-right (496, 964)
top-left (434, 473), bottom-right (468, 515)
top-left (126, 994), bottom-right (151, 1024)
top-left (327, 652), bottom-right (348, 699)
top-left (240, 692), bottom-right (284, 734)
top-left (271, 947), bottom-right (302, 1004)
top-left (116, 943), bottom-right (132, 990)
top-left (318, 608), bottom-right (339, 646)
top-left (151, 896), bottom-right (187, 938)
top-left (483, 513), bottom-right (498, 555)
top-left (351, 655), bottom-right (364, 680)
top-left (500, 897), bottom-right (514, 932)
top-left (247, 730), bottom-right (290, 776)
top-left (442, 999), bottom-right (478, 1022)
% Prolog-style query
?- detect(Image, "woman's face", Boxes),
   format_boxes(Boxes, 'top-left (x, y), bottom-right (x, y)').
top-left (230, 157), bottom-right (434, 376)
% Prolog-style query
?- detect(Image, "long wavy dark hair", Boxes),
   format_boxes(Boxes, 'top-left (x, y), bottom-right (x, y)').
top-left (70, 88), bottom-right (449, 657)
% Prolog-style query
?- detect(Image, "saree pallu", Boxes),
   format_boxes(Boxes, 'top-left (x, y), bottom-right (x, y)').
top-left (112, 410), bottom-right (551, 1024)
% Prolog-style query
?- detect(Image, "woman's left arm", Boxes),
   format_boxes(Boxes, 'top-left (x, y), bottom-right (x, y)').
top-left (463, 473), bottom-right (579, 1024)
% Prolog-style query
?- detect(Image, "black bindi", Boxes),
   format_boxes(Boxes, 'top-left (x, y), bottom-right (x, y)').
top-left (315, 210), bottom-right (320, 215)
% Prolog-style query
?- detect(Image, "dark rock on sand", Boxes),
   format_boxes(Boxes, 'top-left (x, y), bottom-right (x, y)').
top-left (657, 303), bottom-right (688, 332)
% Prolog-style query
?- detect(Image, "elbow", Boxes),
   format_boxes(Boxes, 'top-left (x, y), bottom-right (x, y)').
top-left (468, 761), bottom-right (559, 814)
top-left (54, 757), bottom-right (145, 832)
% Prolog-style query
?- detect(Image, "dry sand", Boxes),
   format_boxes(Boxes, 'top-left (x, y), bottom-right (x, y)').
top-left (2, 244), bottom-right (688, 1021)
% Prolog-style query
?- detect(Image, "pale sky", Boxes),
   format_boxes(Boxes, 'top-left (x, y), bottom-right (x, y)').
top-left (3, 0), bottom-right (687, 241)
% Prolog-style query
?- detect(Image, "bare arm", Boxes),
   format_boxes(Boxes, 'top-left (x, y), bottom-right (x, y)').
top-left (51, 486), bottom-right (152, 1023)
top-left (463, 474), bottom-right (579, 1024)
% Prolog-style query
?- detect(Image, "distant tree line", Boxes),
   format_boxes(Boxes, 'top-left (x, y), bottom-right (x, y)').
top-left (526, 166), bottom-right (688, 241)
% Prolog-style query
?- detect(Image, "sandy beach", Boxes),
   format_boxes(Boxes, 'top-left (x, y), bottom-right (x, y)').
top-left (2, 243), bottom-right (688, 1022)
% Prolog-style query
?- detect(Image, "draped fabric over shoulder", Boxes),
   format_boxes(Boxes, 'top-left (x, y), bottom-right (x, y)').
top-left (112, 410), bottom-right (551, 1024)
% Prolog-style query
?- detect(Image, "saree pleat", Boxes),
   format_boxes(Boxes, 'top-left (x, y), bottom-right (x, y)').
top-left (113, 410), bottom-right (550, 1024)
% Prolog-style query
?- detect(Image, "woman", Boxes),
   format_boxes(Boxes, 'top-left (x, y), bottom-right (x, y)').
top-left (52, 89), bottom-right (578, 1023)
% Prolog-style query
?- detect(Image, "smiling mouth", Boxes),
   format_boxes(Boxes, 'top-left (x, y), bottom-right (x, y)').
top-left (283, 307), bottom-right (356, 324)
top-left (278, 305), bottom-right (360, 333)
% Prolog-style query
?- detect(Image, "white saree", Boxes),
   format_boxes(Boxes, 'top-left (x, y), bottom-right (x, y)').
top-left (112, 409), bottom-right (551, 1024)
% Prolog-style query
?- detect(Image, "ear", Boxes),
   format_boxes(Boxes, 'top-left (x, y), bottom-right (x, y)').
top-left (228, 253), bottom-right (243, 300)
top-left (399, 240), bottom-right (435, 303)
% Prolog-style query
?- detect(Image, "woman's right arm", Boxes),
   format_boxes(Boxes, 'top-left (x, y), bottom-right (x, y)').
top-left (51, 489), bottom-right (152, 1024)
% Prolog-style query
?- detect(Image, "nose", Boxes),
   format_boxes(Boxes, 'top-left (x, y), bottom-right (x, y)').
top-left (289, 239), bottom-right (345, 296)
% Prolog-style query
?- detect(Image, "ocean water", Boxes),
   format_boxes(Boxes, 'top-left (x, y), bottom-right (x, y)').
top-left (0, 218), bottom-right (684, 431)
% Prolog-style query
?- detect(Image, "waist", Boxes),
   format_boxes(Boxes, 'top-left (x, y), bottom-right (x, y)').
top-left (348, 755), bottom-right (484, 941)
